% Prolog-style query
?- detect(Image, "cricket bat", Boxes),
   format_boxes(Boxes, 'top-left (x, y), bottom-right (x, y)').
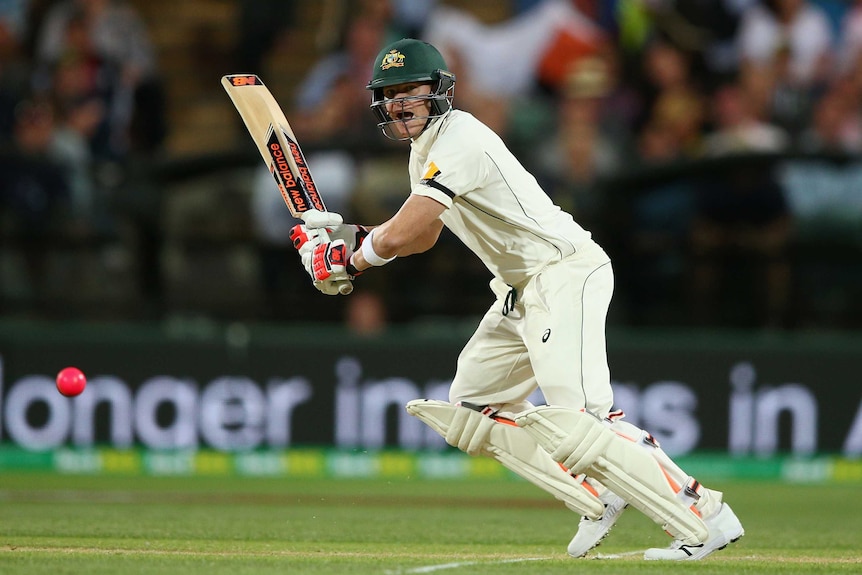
top-left (221, 73), bottom-right (352, 295)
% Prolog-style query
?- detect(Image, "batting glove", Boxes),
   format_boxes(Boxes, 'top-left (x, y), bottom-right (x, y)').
top-left (301, 209), bottom-right (342, 229)
top-left (300, 258), bottom-right (353, 296)
top-left (290, 210), bottom-right (369, 253)
top-left (311, 240), bottom-right (350, 281)
top-left (301, 239), bottom-right (359, 296)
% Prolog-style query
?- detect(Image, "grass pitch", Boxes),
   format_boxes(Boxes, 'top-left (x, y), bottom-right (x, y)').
top-left (1, 471), bottom-right (860, 574)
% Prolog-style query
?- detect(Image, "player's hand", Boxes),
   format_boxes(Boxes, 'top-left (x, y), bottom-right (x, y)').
top-left (312, 240), bottom-right (351, 282)
top-left (301, 239), bottom-right (356, 296)
top-left (301, 209), bottom-right (342, 229)
top-left (290, 223), bottom-right (370, 252)
top-left (300, 254), bottom-right (353, 295)
top-left (290, 210), bottom-right (369, 253)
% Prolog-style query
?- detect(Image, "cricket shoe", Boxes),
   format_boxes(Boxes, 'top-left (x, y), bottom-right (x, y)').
top-left (567, 491), bottom-right (628, 557)
top-left (643, 502), bottom-right (744, 560)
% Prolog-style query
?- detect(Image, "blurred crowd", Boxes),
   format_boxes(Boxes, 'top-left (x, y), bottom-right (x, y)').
top-left (4, 0), bottom-right (862, 331)
top-left (259, 0), bottom-right (862, 331)
top-left (0, 0), bottom-right (166, 315)
top-left (0, 0), bottom-right (165, 234)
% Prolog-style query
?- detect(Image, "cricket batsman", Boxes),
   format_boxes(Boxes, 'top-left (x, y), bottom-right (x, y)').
top-left (290, 38), bottom-right (744, 560)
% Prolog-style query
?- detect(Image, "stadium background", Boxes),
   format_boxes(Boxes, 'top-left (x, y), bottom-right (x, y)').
top-left (1, 0), bottom-right (861, 484)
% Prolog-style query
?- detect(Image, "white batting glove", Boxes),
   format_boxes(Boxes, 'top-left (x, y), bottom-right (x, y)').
top-left (301, 209), bottom-right (342, 229)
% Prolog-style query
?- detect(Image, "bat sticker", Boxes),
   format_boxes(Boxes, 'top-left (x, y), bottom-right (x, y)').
top-left (225, 74), bottom-right (261, 87)
top-left (265, 126), bottom-right (310, 213)
top-left (281, 128), bottom-right (326, 211)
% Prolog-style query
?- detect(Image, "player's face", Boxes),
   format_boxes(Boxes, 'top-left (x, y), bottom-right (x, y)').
top-left (383, 83), bottom-right (433, 139)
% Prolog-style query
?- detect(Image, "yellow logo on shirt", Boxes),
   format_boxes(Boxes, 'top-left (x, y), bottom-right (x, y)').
top-left (380, 50), bottom-right (405, 71)
top-left (422, 162), bottom-right (441, 180)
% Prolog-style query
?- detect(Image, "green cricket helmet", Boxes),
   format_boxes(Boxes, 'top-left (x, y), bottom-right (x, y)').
top-left (366, 38), bottom-right (455, 140)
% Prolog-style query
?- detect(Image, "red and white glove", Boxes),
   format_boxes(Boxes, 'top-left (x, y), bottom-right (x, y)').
top-left (312, 240), bottom-right (350, 281)
top-left (291, 210), bottom-right (366, 295)
top-left (290, 209), bottom-right (369, 253)
top-left (302, 239), bottom-right (358, 296)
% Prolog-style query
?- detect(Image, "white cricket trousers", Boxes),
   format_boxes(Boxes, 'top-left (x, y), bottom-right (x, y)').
top-left (449, 239), bottom-right (614, 418)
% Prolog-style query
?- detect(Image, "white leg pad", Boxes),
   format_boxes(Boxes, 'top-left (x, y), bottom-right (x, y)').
top-left (609, 419), bottom-right (723, 519)
top-left (406, 399), bottom-right (605, 519)
top-left (516, 406), bottom-right (709, 545)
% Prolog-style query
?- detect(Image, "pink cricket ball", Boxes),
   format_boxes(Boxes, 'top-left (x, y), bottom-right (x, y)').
top-left (56, 367), bottom-right (87, 397)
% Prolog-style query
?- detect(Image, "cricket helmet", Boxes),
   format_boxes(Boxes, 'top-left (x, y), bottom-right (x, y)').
top-left (366, 38), bottom-right (455, 140)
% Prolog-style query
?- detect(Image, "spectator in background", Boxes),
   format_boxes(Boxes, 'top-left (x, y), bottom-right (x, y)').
top-left (0, 0), bottom-right (28, 37)
top-left (2, 99), bottom-right (69, 230)
top-left (639, 0), bottom-right (754, 88)
top-left (291, 12), bottom-right (385, 150)
top-left (622, 113), bottom-right (696, 325)
top-left (735, 0), bottom-right (834, 140)
top-left (0, 0), bottom-right (31, 144)
top-left (429, 0), bottom-right (604, 157)
top-left (638, 38), bottom-right (707, 157)
top-left (835, 0), bottom-right (862, 135)
top-left (345, 289), bottom-right (388, 336)
top-left (42, 31), bottom-right (109, 224)
top-left (797, 78), bottom-right (862, 154)
top-left (315, 0), bottom-right (408, 54)
top-left (533, 55), bottom-right (625, 221)
top-left (688, 80), bottom-right (793, 329)
top-left (49, 92), bottom-right (104, 230)
top-left (33, 0), bottom-right (165, 159)
top-left (737, 0), bottom-right (834, 85)
top-left (701, 81), bottom-right (791, 156)
top-left (838, 0), bottom-right (862, 76)
top-left (0, 98), bottom-right (72, 300)
top-left (388, 0), bottom-right (438, 39)
top-left (423, 0), bottom-right (607, 135)
top-left (235, 0), bottom-right (297, 74)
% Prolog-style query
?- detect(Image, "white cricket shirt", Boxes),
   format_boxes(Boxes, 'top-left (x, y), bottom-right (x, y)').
top-left (409, 109), bottom-right (592, 287)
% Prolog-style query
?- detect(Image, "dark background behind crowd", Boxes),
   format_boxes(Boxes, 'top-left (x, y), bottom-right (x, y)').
top-left (2, 0), bottom-right (862, 335)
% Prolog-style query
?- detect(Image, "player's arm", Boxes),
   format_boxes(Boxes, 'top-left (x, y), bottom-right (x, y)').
top-left (351, 194), bottom-right (445, 272)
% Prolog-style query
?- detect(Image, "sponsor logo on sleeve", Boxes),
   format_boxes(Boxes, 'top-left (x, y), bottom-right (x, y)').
top-left (420, 161), bottom-right (441, 183)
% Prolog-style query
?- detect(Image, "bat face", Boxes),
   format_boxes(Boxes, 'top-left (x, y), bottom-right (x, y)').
top-left (222, 74), bottom-right (326, 217)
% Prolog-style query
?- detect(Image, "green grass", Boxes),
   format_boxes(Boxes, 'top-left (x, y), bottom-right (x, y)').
top-left (1, 472), bottom-right (860, 574)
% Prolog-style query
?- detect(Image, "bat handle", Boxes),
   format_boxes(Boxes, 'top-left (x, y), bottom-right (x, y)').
top-left (316, 225), bottom-right (354, 296)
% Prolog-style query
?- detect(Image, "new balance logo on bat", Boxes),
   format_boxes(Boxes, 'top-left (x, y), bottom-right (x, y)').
top-left (227, 75), bottom-right (260, 87)
top-left (266, 128), bottom-right (307, 211)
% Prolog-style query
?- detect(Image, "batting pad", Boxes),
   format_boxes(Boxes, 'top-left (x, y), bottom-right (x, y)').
top-left (516, 406), bottom-right (709, 545)
top-left (406, 399), bottom-right (605, 519)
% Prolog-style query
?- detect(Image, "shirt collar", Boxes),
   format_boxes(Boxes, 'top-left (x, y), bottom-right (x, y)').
top-left (410, 110), bottom-right (451, 156)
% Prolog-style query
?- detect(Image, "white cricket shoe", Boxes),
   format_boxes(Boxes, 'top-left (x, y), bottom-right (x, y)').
top-left (567, 491), bottom-right (628, 557)
top-left (643, 502), bottom-right (744, 560)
